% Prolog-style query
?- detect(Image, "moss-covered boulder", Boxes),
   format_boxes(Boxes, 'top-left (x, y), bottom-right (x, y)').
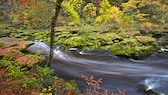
top-left (109, 38), bottom-right (140, 57)
top-left (81, 32), bottom-right (101, 49)
top-left (56, 30), bottom-right (157, 59)
top-left (101, 32), bottom-right (123, 45)
top-left (0, 23), bottom-right (14, 37)
top-left (157, 34), bottom-right (168, 49)
top-left (135, 36), bottom-right (156, 45)
top-left (54, 31), bottom-right (78, 45)
top-left (0, 41), bottom-right (5, 47)
top-left (62, 36), bottom-right (87, 50)
top-left (101, 38), bottom-right (156, 59)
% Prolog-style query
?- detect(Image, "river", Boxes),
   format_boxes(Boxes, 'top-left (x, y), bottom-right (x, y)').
top-left (27, 41), bottom-right (168, 95)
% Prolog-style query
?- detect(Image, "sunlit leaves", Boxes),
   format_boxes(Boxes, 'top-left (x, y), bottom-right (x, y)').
top-left (82, 3), bottom-right (96, 18)
top-left (96, 0), bottom-right (122, 26)
top-left (122, 0), bottom-right (168, 26)
top-left (62, 0), bottom-right (84, 25)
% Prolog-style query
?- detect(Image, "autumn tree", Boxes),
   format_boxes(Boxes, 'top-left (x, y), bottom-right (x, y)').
top-left (61, 0), bottom-right (85, 26)
top-left (9, 0), bottom-right (54, 29)
top-left (96, 0), bottom-right (122, 28)
top-left (122, 0), bottom-right (168, 29)
top-left (82, 3), bottom-right (97, 24)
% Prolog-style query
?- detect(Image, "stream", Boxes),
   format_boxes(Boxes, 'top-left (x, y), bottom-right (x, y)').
top-left (27, 41), bottom-right (168, 95)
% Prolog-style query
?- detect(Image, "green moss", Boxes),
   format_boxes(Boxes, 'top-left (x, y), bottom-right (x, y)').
top-left (102, 33), bottom-right (121, 41)
top-left (78, 25), bottom-right (102, 33)
top-left (2, 24), bottom-right (159, 59)
top-left (0, 41), bottom-right (5, 47)
top-left (101, 33), bottom-right (122, 45)
top-left (8, 29), bottom-right (50, 41)
top-left (82, 32), bottom-right (101, 40)
top-left (0, 23), bottom-right (12, 29)
top-left (62, 36), bottom-right (87, 50)
top-left (100, 38), bottom-right (137, 56)
top-left (87, 39), bottom-right (101, 50)
top-left (135, 36), bottom-right (156, 45)
top-left (110, 43), bottom-right (134, 57)
top-left (102, 38), bottom-right (156, 59)
top-left (55, 33), bottom-right (78, 45)
top-left (134, 45), bottom-right (155, 59)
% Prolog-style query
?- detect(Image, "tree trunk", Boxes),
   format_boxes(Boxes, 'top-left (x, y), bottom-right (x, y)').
top-left (49, 0), bottom-right (64, 67)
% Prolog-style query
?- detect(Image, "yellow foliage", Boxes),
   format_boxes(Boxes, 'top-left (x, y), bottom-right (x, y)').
top-left (122, 0), bottom-right (140, 12)
top-left (124, 21), bottom-right (129, 28)
top-left (9, 12), bottom-right (21, 23)
top-left (62, 0), bottom-right (82, 25)
top-left (122, 0), bottom-right (168, 25)
top-left (134, 13), bottom-right (150, 22)
top-left (96, 0), bottom-right (122, 25)
top-left (82, 3), bottom-right (96, 18)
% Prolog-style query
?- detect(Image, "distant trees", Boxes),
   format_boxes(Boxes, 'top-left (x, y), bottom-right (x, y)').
top-left (96, 0), bottom-right (122, 27)
top-left (122, 0), bottom-right (168, 29)
top-left (8, 0), bottom-right (54, 29)
top-left (6, 0), bottom-right (168, 29)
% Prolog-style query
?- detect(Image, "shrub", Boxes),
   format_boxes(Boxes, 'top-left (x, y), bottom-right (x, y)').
top-left (81, 74), bottom-right (126, 95)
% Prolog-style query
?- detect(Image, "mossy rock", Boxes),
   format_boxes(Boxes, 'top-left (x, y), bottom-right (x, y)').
top-left (81, 32), bottom-right (101, 40)
top-left (133, 45), bottom-right (155, 59)
top-left (55, 33), bottom-right (79, 45)
top-left (119, 30), bottom-right (141, 36)
top-left (3, 25), bottom-right (159, 59)
top-left (8, 29), bottom-right (50, 40)
top-left (101, 38), bottom-right (138, 57)
top-left (0, 29), bottom-right (12, 38)
top-left (135, 36), bottom-right (156, 45)
top-left (103, 38), bottom-right (156, 59)
top-left (0, 23), bottom-right (12, 28)
top-left (62, 36), bottom-right (87, 50)
top-left (101, 33), bottom-right (122, 42)
top-left (0, 41), bottom-right (5, 47)
top-left (86, 39), bottom-right (101, 50)
top-left (146, 89), bottom-right (162, 95)
top-left (157, 34), bottom-right (168, 49)
top-left (78, 25), bottom-right (102, 33)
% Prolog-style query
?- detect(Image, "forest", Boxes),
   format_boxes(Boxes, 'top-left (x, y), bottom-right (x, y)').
top-left (0, 0), bottom-right (168, 95)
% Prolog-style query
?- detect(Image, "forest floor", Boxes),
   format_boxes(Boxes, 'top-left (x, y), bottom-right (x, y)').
top-left (0, 37), bottom-right (81, 95)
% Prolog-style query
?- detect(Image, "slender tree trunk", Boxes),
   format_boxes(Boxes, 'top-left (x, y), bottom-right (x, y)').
top-left (49, 0), bottom-right (63, 67)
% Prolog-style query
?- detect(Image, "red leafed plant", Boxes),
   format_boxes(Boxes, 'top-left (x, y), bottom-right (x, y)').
top-left (81, 74), bottom-right (126, 95)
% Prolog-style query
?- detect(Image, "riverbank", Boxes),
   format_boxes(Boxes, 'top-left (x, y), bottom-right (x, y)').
top-left (1, 22), bottom-right (168, 59)
top-left (0, 37), bottom-right (81, 95)
top-left (0, 37), bottom-right (127, 95)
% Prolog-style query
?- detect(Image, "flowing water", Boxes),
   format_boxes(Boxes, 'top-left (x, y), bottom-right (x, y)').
top-left (27, 41), bottom-right (168, 95)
